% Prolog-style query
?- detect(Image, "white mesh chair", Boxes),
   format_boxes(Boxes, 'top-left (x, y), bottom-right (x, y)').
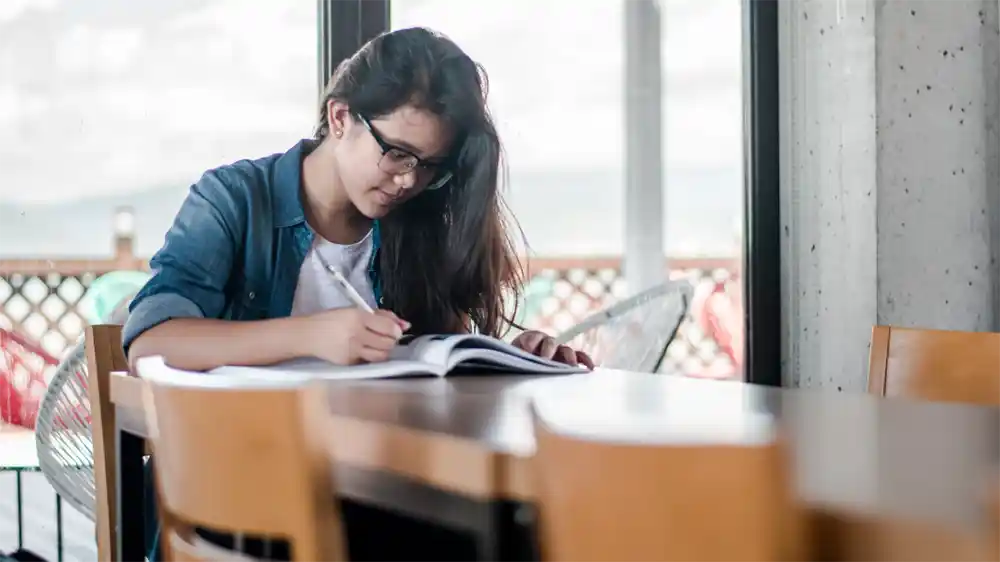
top-left (34, 293), bottom-right (134, 523)
top-left (555, 279), bottom-right (693, 373)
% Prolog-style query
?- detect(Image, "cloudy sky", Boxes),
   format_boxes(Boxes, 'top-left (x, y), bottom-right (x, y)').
top-left (0, 0), bottom-right (316, 203)
top-left (0, 0), bottom-right (743, 256)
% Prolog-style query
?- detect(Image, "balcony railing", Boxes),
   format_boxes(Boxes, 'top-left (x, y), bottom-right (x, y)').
top-left (0, 220), bottom-right (741, 380)
top-left (1, 261), bottom-right (738, 377)
top-left (1, 426), bottom-right (80, 561)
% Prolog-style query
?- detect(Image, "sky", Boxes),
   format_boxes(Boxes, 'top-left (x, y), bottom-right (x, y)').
top-left (0, 0), bottom-right (316, 203)
top-left (0, 0), bottom-right (744, 257)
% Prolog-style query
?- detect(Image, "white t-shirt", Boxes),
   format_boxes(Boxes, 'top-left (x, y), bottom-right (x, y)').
top-left (290, 229), bottom-right (377, 316)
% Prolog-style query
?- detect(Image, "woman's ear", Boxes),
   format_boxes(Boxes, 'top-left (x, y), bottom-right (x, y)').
top-left (327, 100), bottom-right (352, 138)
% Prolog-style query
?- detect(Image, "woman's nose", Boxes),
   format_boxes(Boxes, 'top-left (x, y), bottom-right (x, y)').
top-left (394, 169), bottom-right (418, 190)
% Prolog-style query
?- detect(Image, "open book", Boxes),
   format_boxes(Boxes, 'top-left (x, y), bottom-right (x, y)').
top-left (209, 333), bottom-right (589, 381)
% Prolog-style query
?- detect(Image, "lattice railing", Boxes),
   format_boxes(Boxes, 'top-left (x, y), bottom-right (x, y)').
top-left (0, 274), bottom-right (96, 360)
top-left (521, 257), bottom-right (739, 377)
top-left (0, 252), bottom-right (742, 379)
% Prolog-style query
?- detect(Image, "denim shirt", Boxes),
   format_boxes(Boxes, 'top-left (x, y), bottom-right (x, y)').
top-left (122, 139), bottom-right (382, 356)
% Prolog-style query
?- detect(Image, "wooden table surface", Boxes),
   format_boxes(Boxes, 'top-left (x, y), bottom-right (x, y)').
top-left (111, 370), bottom-right (1000, 531)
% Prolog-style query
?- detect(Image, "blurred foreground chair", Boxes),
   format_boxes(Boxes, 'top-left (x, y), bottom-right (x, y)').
top-left (555, 279), bottom-right (693, 373)
top-left (137, 356), bottom-right (346, 561)
top-left (867, 326), bottom-right (1000, 406)
top-left (857, 326), bottom-right (1000, 559)
top-left (529, 401), bottom-right (801, 561)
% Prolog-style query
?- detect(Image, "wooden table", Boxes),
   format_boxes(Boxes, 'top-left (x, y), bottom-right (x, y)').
top-left (109, 370), bottom-right (1000, 561)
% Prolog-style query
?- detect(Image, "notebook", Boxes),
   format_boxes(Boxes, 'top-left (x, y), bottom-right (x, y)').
top-left (209, 333), bottom-right (589, 381)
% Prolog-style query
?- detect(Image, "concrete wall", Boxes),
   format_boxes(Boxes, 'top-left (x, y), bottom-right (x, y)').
top-left (779, 0), bottom-right (1000, 390)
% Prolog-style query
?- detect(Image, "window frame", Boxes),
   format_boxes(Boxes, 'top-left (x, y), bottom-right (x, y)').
top-left (319, 0), bottom-right (784, 385)
top-left (742, 0), bottom-right (782, 387)
top-left (317, 0), bottom-right (389, 92)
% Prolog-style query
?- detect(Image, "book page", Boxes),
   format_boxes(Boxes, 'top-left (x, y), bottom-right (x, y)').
top-left (209, 357), bottom-right (443, 381)
top-left (388, 333), bottom-right (589, 375)
top-left (447, 348), bottom-right (588, 374)
top-left (389, 334), bottom-right (466, 366)
top-left (449, 334), bottom-right (571, 366)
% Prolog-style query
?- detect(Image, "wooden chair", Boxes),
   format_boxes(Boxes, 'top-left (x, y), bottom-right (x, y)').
top-left (137, 356), bottom-right (346, 562)
top-left (868, 326), bottom-right (1000, 406)
top-left (85, 324), bottom-right (129, 562)
top-left (529, 403), bottom-right (803, 561)
top-left (989, 474), bottom-right (1000, 562)
top-left (858, 326), bottom-right (999, 559)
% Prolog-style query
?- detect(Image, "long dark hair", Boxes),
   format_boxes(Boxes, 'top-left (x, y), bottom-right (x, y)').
top-left (316, 27), bottom-right (525, 338)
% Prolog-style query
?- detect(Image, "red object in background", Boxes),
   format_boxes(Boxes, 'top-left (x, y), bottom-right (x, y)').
top-left (0, 328), bottom-right (59, 429)
top-left (691, 279), bottom-right (745, 379)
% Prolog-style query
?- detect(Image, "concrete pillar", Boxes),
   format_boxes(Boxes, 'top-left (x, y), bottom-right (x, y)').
top-left (779, 0), bottom-right (1000, 391)
top-left (623, 0), bottom-right (665, 295)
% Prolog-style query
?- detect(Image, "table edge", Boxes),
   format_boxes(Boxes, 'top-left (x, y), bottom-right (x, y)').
top-left (110, 373), bottom-right (533, 500)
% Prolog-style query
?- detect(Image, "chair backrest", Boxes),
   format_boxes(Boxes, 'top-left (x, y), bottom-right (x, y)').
top-left (529, 403), bottom-right (801, 561)
top-left (85, 324), bottom-right (129, 562)
top-left (166, 529), bottom-right (260, 562)
top-left (35, 338), bottom-right (96, 520)
top-left (555, 280), bottom-right (693, 373)
top-left (987, 471), bottom-right (1000, 562)
top-left (137, 357), bottom-right (346, 562)
top-left (867, 326), bottom-right (1000, 405)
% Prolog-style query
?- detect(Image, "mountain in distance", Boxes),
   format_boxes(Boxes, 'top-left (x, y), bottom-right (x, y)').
top-left (0, 166), bottom-right (741, 260)
top-left (0, 185), bottom-right (189, 259)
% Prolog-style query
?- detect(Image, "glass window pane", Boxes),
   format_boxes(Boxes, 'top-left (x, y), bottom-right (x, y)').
top-left (663, 0), bottom-right (744, 380)
top-left (394, 0), bottom-right (625, 258)
top-left (0, 1), bottom-right (316, 450)
top-left (395, 0), bottom-right (745, 380)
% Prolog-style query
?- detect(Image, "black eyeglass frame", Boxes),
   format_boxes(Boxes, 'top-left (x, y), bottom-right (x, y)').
top-left (355, 113), bottom-right (453, 191)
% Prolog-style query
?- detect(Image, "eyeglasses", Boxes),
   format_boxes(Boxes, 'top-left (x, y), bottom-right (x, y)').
top-left (355, 113), bottom-right (453, 191)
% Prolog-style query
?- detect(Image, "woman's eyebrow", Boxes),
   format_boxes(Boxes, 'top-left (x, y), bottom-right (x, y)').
top-left (379, 130), bottom-right (446, 161)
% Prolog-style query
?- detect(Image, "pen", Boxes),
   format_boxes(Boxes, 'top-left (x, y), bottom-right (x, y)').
top-left (314, 253), bottom-right (375, 313)
top-left (314, 252), bottom-right (410, 334)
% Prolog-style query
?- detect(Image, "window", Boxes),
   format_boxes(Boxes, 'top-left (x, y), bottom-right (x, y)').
top-left (0, 5), bottom-right (316, 555)
top-left (393, 0), bottom-right (746, 380)
top-left (0, 0), bottom-right (316, 356)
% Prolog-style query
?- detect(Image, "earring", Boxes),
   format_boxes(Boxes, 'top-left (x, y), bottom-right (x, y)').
top-left (334, 129), bottom-right (343, 138)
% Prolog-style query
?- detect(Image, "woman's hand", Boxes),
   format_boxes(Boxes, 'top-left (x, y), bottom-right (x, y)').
top-left (300, 308), bottom-right (410, 365)
top-left (511, 330), bottom-right (595, 369)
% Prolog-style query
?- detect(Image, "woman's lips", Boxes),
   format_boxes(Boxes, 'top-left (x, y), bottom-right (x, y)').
top-left (373, 189), bottom-right (397, 206)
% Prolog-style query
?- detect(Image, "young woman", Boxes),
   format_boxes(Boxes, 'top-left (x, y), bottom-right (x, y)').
top-left (124, 27), bottom-right (593, 372)
top-left (131, 26), bottom-right (594, 562)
